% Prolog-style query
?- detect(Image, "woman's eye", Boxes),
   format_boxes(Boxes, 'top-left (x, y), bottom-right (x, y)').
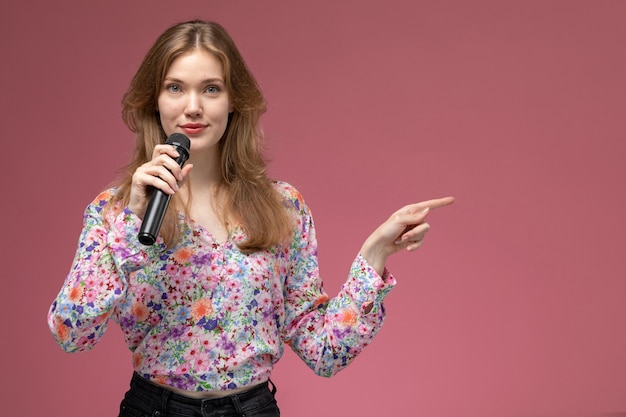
top-left (167, 84), bottom-right (181, 93)
top-left (206, 86), bottom-right (220, 94)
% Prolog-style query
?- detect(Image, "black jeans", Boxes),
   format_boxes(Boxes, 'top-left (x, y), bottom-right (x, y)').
top-left (119, 373), bottom-right (280, 417)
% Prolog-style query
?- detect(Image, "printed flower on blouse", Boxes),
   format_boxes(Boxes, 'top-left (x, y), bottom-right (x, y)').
top-left (133, 351), bottom-right (144, 368)
top-left (191, 298), bottom-right (214, 321)
top-left (173, 247), bottom-right (193, 264)
top-left (339, 308), bottom-right (358, 327)
top-left (191, 297), bottom-right (218, 330)
top-left (68, 286), bottom-right (83, 303)
top-left (52, 316), bottom-right (71, 343)
top-left (131, 302), bottom-right (150, 322)
top-left (314, 295), bottom-right (329, 309)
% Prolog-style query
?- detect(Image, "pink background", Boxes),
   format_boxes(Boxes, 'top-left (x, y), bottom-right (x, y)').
top-left (2, 1), bottom-right (625, 416)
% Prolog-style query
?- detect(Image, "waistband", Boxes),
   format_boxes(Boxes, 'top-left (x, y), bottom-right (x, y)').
top-left (130, 372), bottom-right (275, 407)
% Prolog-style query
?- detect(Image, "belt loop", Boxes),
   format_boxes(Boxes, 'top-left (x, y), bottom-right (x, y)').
top-left (230, 393), bottom-right (245, 417)
top-left (158, 384), bottom-right (170, 417)
top-left (268, 378), bottom-right (277, 396)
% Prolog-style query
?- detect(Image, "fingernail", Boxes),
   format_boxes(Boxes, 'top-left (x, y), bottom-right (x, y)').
top-left (421, 207), bottom-right (430, 215)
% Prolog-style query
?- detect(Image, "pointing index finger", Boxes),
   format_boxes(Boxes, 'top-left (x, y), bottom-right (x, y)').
top-left (418, 196), bottom-right (455, 211)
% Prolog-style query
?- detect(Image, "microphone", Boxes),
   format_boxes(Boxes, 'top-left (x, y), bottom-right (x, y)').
top-left (138, 133), bottom-right (190, 245)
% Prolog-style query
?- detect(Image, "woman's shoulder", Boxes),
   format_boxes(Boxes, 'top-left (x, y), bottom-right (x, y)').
top-left (272, 180), bottom-right (308, 213)
top-left (92, 188), bottom-right (117, 204)
top-left (85, 188), bottom-right (124, 215)
top-left (272, 180), bottom-right (300, 199)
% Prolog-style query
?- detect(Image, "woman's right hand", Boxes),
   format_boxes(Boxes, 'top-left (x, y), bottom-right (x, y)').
top-left (128, 144), bottom-right (193, 218)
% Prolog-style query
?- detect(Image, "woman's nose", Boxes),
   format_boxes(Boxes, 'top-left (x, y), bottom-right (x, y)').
top-left (184, 93), bottom-right (202, 117)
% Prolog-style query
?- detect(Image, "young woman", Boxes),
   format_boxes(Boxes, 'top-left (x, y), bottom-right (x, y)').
top-left (48, 20), bottom-right (454, 417)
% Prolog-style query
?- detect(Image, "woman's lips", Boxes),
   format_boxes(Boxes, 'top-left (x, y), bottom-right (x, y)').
top-left (180, 124), bottom-right (207, 135)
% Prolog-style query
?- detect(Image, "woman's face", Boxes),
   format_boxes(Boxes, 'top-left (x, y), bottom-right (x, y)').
top-left (157, 48), bottom-right (233, 158)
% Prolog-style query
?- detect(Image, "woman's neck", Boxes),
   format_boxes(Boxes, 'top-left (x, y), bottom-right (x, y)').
top-left (186, 151), bottom-right (222, 189)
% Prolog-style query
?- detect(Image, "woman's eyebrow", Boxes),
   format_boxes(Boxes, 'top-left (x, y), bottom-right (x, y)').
top-left (164, 76), bottom-right (225, 84)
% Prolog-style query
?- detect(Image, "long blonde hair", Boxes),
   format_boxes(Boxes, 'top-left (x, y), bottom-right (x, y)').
top-left (114, 20), bottom-right (292, 252)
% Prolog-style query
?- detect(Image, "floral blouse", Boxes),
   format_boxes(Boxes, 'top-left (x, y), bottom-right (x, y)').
top-left (48, 181), bottom-right (396, 391)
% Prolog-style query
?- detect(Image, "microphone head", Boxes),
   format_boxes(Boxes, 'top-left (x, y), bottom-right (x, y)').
top-left (165, 133), bottom-right (190, 161)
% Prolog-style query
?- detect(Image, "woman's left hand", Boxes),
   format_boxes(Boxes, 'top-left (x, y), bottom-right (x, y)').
top-left (359, 196), bottom-right (455, 275)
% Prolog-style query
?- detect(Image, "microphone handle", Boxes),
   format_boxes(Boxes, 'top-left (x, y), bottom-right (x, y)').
top-left (137, 190), bottom-right (172, 245)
